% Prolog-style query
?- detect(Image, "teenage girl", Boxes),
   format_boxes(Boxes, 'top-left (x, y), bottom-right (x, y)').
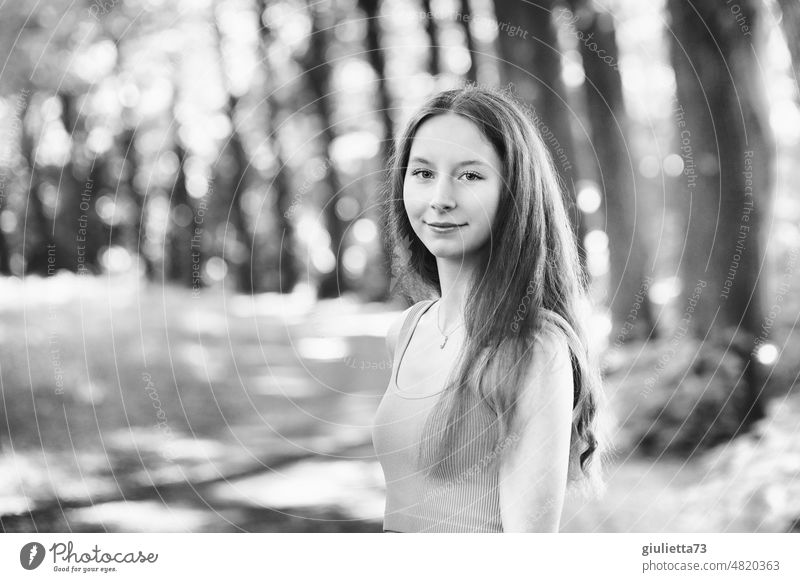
top-left (371, 85), bottom-right (609, 533)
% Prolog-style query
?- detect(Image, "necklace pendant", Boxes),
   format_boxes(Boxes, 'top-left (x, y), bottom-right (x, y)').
top-left (440, 335), bottom-right (448, 349)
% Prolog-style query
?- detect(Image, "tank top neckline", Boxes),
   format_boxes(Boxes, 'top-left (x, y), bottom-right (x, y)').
top-left (391, 299), bottom-right (438, 391)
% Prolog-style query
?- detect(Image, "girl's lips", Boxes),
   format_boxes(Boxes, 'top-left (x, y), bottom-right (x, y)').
top-left (426, 222), bottom-right (464, 230)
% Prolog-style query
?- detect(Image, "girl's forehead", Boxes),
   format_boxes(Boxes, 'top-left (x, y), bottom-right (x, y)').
top-left (410, 114), bottom-right (499, 162)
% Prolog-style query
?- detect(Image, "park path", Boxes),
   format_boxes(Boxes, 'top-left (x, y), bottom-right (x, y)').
top-left (1, 282), bottom-right (398, 532)
top-left (3, 278), bottom-right (785, 532)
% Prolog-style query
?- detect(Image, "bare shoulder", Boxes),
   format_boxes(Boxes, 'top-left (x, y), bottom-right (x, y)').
top-left (385, 304), bottom-right (416, 357)
top-left (515, 326), bottom-right (574, 426)
top-left (531, 325), bottom-right (572, 377)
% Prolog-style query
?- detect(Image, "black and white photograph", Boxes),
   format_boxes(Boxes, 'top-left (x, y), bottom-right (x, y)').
top-left (0, 0), bottom-right (798, 546)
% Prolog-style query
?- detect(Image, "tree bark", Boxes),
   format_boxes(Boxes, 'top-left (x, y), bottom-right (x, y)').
top-left (357, 0), bottom-right (392, 301)
top-left (492, 0), bottom-right (587, 261)
top-left (459, 0), bottom-right (478, 82)
top-left (166, 132), bottom-right (196, 287)
top-left (212, 12), bottom-right (256, 294)
top-left (565, 0), bottom-right (657, 340)
top-left (54, 91), bottom-right (106, 274)
top-left (19, 89), bottom-right (60, 274)
top-left (0, 218), bottom-right (9, 274)
top-left (301, 1), bottom-right (349, 298)
top-left (359, 0), bottom-right (395, 156)
top-left (119, 127), bottom-right (155, 280)
top-left (420, 0), bottom-right (441, 76)
top-left (668, 0), bottom-right (773, 424)
top-left (776, 0), bottom-right (800, 99)
top-left (256, 0), bottom-right (299, 293)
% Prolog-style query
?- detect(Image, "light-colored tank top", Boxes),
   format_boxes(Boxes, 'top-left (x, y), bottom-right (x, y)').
top-left (371, 299), bottom-right (504, 532)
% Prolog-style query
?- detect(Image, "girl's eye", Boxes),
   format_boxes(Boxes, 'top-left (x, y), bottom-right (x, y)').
top-left (411, 168), bottom-right (433, 179)
top-left (461, 171), bottom-right (483, 181)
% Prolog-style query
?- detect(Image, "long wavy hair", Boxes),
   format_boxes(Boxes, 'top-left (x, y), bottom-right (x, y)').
top-left (381, 84), bottom-right (611, 496)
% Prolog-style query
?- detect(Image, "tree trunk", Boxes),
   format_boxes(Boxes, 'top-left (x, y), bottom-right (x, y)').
top-left (776, 0), bottom-right (800, 99)
top-left (359, 0), bottom-right (395, 156)
top-left (54, 91), bottom-right (106, 274)
top-left (256, 0), bottom-right (299, 294)
top-left (459, 0), bottom-right (478, 82)
top-left (120, 127), bottom-right (155, 280)
top-left (420, 0), bottom-right (441, 77)
top-left (19, 89), bottom-right (59, 274)
top-left (0, 92), bottom-right (24, 274)
top-left (166, 135), bottom-right (196, 287)
top-left (565, 0), bottom-right (657, 341)
top-left (492, 0), bottom-right (587, 261)
top-left (0, 220), bottom-right (9, 274)
top-left (225, 108), bottom-right (256, 294)
top-left (357, 0), bottom-right (392, 301)
top-left (668, 0), bottom-right (773, 425)
top-left (211, 13), bottom-right (256, 294)
top-left (302, 1), bottom-right (348, 298)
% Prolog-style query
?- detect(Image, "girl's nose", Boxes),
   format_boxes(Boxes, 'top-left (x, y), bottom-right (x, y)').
top-left (430, 174), bottom-right (456, 210)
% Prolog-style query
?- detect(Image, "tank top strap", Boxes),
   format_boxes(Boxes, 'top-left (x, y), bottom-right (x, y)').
top-left (392, 299), bottom-right (437, 363)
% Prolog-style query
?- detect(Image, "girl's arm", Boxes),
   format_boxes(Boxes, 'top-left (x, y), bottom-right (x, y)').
top-left (498, 331), bottom-right (574, 532)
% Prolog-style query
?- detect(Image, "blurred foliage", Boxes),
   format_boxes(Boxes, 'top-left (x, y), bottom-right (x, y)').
top-left (682, 392), bottom-right (800, 532)
top-left (612, 333), bottom-right (754, 457)
top-left (606, 309), bottom-right (800, 460)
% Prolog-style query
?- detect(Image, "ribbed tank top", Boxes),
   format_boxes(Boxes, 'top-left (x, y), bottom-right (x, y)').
top-left (371, 299), bottom-right (504, 533)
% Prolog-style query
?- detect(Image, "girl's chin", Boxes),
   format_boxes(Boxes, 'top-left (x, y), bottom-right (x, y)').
top-left (422, 239), bottom-right (465, 251)
top-left (425, 244), bottom-right (482, 261)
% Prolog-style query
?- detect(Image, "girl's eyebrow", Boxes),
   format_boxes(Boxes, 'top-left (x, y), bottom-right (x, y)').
top-left (409, 156), bottom-right (490, 168)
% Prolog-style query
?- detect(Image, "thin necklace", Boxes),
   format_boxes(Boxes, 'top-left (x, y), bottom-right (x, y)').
top-left (435, 300), bottom-right (461, 349)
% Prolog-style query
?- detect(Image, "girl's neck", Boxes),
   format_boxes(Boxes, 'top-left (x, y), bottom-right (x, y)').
top-left (435, 258), bottom-right (476, 331)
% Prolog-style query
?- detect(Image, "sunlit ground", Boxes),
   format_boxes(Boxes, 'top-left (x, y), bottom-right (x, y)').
top-left (0, 273), bottom-right (798, 532)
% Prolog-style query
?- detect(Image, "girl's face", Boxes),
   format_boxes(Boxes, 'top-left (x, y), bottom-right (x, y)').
top-left (403, 113), bottom-right (504, 264)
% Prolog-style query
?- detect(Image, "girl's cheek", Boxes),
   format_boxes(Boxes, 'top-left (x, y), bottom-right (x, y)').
top-left (403, 189), bottom-right (426, 215)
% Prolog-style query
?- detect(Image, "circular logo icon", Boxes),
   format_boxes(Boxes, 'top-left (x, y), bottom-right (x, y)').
top-left (20, 542), bottom-right (46, 570)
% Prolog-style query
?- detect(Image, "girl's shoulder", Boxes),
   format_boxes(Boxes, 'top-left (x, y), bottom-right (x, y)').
top-left (385, 299), bottom-right (435, 356)
top-left (536, 308), bottom-right (577, 345)
top-left (532, 309), bottom-right (578, 365)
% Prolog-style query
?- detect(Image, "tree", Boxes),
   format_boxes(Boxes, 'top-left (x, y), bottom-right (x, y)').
top-left (357, 0), bottom-right (393, 300)
top-left (776, 0), bottom-right (800, 99)
top-left (118, 127), bottom-right (155, 280)
top-left (18, 88), bottom-right (58, 274)
top-left (358, 0), bottom-right (395, 158)
top-left (300, 0), bottom-right (349, 298)
top-left (0, 213), bottom-right (9, 274)
top-left (420, 0), bottom-right (441, 77)
top-left (212, 8), bottom-right (256, 294)
top-left (492, 0), bottom-right (588, 263)
top-left (564, 0), bottom-right (657, 340)
top-left (458, 0), bottom-right (478, 83)
top-left (256, 0), bottom-right (299, 294)
top-left (165, 128), bottom-right (195, 287)
top-left (668, 0), bottom-right (773, 425)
